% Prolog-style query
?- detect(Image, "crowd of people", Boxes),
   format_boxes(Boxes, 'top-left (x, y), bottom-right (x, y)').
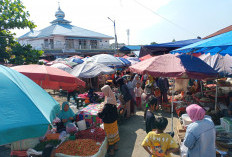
top-left (40, 70), bottom-right (217, 157)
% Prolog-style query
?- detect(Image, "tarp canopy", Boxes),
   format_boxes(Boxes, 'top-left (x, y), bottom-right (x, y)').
top-left (171, 31), bottom-right (232, 56)
top-left (129, 54), bottom-right (217, 79)
top-left (119, 45), bottom-right (141, 52)
top-left (117, 57), bottom-right (131, 66)
top-left (70, 62), bottom-right (115, 78)
top-left (140, 39), bottom-right (201, 57)
top-left (199, 53), bottom-right (232, 77)
top-left (0, 65), bottom-right (60, 145)
top-left (126, 57), bottom-right (140, 65)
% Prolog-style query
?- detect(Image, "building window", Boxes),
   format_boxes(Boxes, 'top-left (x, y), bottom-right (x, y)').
top-left (79, 39), bottom-right (87, 49)
top-left (90, 40), bottom-right (97, 49)
top-left (65, 39), bottom-right (74, 49)
top-left (50, 39), bottom-right (54, 49)
top-left (105, 41), bottom-right (108, 42)
top-left (44, 39), bottom-right (49, 48)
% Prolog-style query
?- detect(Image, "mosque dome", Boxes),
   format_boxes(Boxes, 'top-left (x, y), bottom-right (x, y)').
top-left (55, 7), bottom-right (65, 19)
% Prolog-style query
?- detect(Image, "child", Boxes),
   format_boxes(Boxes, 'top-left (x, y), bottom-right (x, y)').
top-left (142, 117), bottom-right (179, 157)
top-left (134, 82), bottom-right (143, 110)
top-left (144, 95), bottom-right (157, 134)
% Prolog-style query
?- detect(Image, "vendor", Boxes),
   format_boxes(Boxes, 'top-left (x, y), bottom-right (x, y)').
top-left (227, 92), bottom-right (232, 117)
top-left (57, 102), bottom-right (75, 127)
top-left (98, 85), bottom-right (119, 156)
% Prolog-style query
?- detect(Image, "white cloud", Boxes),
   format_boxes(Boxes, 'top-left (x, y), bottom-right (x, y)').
top-left (12, 0), bottom-right (171, 45)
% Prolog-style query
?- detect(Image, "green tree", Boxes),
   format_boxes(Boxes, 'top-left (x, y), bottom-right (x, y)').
top-left (172, 39), bottom-right (176, 42)
top-left (0, 0), bottom-right (43, 64)
top-left (150, 42), bottom-right (158, 45)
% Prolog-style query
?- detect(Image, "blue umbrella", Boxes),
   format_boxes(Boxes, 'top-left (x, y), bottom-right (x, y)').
top-left (0, 65), bottom-right (60, 145)
top-left (71, 58), bottom-right (84, 64)
top-left (117, 57), bottom-right (131, 66)
top-left (171, 31), bottom-right (232, 55)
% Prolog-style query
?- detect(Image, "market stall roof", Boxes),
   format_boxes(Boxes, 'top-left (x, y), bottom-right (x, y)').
top-left (129, 54), bottom-right (218, 79)
top-left (0, 65), bottom-right (60, 145)
top-left (171, 31), bottom-right (232, 56)
top-left (70, 61), bottom-right (115, 78)
top-left (126, 57), bottom-right (140, 65)
top-left (199, 53), bottom-right (232, 77)
top-left (139, 39), bottom-right (201, 57)
top-left (119, 45), bottom-right (141, 52)
top-left (12, 64), bottom-right (85, 90)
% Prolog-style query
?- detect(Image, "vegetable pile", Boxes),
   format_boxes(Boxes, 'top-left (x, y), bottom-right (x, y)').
top-left (75, 127), bottom-right (105, 142)
top-left (55, 139), bottom-right (101, 156)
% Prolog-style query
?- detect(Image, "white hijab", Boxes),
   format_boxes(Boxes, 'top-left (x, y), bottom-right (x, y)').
top-left (101, 85), bottom-right (117, 105)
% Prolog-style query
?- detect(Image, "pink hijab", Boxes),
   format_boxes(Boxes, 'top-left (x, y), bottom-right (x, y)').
top-left (186, 104), bottom-right (205, 122)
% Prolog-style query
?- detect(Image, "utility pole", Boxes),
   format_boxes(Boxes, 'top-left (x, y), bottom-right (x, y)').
top-left (108, 17), bottom-right (118, 55)
top-left (127, 29), bottom-right (130, 45)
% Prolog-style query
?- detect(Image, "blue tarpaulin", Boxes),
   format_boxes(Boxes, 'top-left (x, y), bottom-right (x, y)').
top-left (0, 65), bottom-right (60, 145)
top-left (139, 39), bottom-right (201, 57)
top-left (117, 57), bottom-right (131, 66)
top-left (171, 31), bottom-right (232, 55)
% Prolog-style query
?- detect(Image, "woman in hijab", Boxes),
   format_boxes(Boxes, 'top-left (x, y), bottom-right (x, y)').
top-left (57, 102), bottom-right (75, 127)
top-left (116, 77), bottom-right (133, 118)
top-left (183, 104), bottom-right (216, 157)
top-left (98, 85), bottom-right (119, 156)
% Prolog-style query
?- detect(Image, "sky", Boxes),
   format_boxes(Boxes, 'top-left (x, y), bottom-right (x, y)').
top-left (12, 0), bottom-right (232, 45)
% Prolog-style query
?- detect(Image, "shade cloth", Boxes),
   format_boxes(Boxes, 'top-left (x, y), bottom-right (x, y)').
top-left (70, 62), bottom-right (115, 78)
top-left (0, 65), bottom-right (60, 145)
top-left (129, 54), bottom-right (217, 79)
top-left (12, 65), bottom-right (85, 90)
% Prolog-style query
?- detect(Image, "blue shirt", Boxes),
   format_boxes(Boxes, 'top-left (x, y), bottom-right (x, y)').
top-left (184, 117), bottom-right (216, 157)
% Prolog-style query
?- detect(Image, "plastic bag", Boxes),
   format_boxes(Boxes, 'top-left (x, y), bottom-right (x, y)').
top-left (180, 142), bottom-right (188, 157)
top-left (66, 123), bottom-right (78, 134)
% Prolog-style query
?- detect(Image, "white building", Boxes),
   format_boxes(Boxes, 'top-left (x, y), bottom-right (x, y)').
top-left (18, 6), bottom-right (114, 57)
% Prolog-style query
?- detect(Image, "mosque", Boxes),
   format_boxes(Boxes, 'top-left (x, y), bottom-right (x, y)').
top-left (18, 6), bottom-right (114, 58)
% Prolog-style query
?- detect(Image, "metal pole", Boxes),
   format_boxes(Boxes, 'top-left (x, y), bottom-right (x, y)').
top-left (108, 17), bottom-right (118, 55)
top-left (171, 79), bottom-right (175, 132)
top-left (215, 80), bottom-right (218, 110)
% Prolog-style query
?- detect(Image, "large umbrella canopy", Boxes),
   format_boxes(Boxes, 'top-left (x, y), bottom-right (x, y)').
top-left (70, 62), bottom-right (115, 78)
top-left (171, 31), bottom-right (232, 55)
top-left (51, 62), bottom-right (72, 72)
top-left (117, 57), bottom-right (131, 66)
top-left (86, 54), bottom-right (124, 67)
top-left (12, 65), bottom-right (85, 90)
top-left (130, 54), bottom-right (217, 79)
top-left (199, 53), bottom-right (232, 77)
top-left (0, 65), bottom-right (60, 145)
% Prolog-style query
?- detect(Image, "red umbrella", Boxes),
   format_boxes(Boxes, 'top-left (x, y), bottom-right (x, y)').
top-left (12, 65), bottom-right (85, 90)
top-left (139, 54), bottom-right (152, 61)
top-left (129, 54), bottom-right (217, 79)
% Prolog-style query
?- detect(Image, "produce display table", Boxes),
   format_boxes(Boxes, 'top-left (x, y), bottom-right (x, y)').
top-left (76, 103), bottom-right (121, 127)
top-left (56, 137), bottom-right (107, 157)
